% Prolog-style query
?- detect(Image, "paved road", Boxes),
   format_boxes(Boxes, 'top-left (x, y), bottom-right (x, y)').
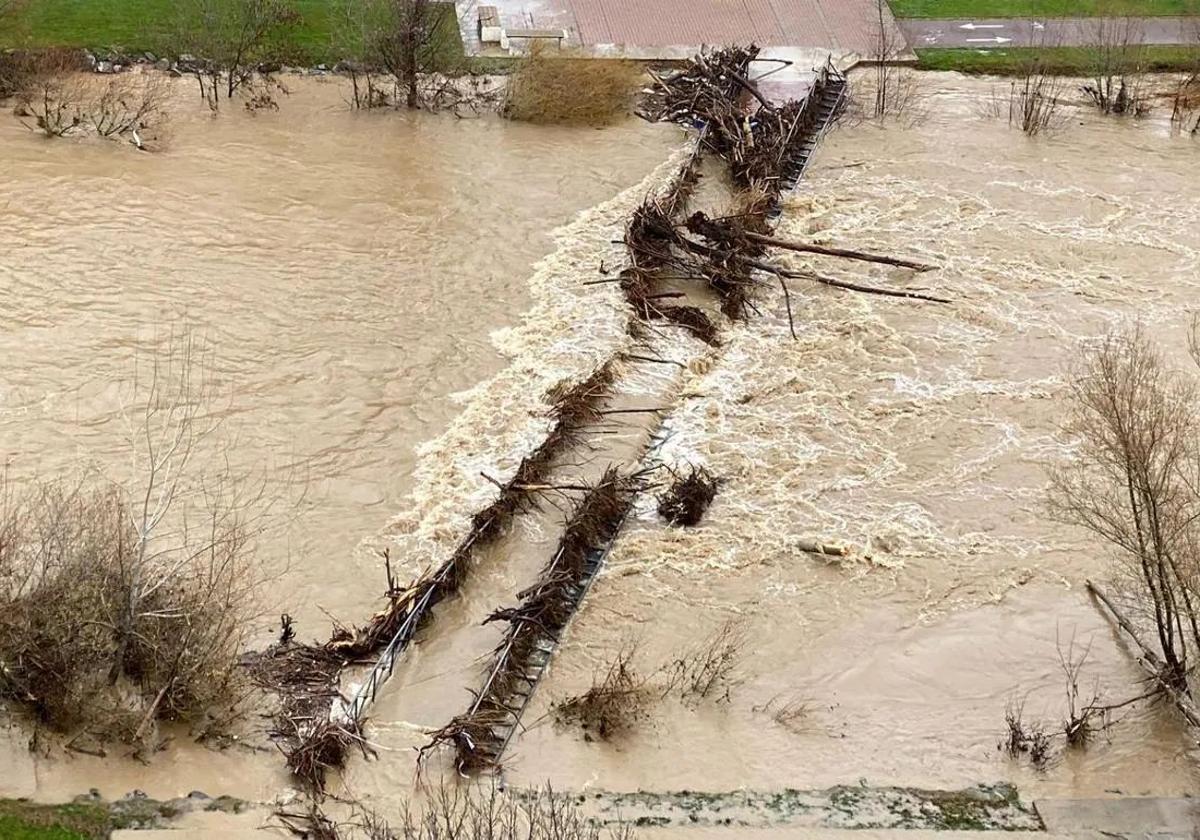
top-left (900, 16), bottom-right (1200, 48)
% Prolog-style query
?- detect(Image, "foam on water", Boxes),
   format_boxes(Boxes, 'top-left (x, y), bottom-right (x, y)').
top-left (359, 149), bottom-right (694, 578)
top-left (502, 79), bottom-right (1200, 798)
top-left (602, 100), bottom-right (1200, 618)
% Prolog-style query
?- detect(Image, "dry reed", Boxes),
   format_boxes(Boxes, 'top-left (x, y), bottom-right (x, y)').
top-left (503, 47), bottom-right (642, 126)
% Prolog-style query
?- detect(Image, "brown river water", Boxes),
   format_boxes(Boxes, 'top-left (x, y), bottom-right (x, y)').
top-left (3, 70), bottom-right (1200, 823)
top-left (0, 74), bottom-right (679, 801)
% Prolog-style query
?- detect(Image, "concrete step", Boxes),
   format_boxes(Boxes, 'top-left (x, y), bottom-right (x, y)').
top-left (1035, 797), bottom-right (1199, 838)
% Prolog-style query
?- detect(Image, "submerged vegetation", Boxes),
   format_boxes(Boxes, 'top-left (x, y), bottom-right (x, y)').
top-left (0, 337), bottom-right (261, 749)
top-left (1050, 324), bottom-right (1200, 725)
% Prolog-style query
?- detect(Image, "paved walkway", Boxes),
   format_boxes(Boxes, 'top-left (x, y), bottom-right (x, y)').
top-left (900, 15), bottom-right (1200, 48)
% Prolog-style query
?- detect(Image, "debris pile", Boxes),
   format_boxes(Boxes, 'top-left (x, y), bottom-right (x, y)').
top-left (658, 465), bottom-right (723, 526)
top-left (421, 468), bottom-right (643, 773)
top-left (260, 361), bottom-right (620, 791)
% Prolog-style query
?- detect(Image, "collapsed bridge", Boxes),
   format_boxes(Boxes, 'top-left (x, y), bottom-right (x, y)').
top-left (249, 48), bottom-right (943, 792)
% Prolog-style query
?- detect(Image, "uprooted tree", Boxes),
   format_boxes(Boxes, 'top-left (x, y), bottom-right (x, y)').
top-left (1050, 323), bottom-right (1200, 730)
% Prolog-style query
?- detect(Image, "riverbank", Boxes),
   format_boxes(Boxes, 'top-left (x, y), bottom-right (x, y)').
top-left (0, 0), bottom-right (459, 67)
top-left (0, 793), bottom-right (246, 840)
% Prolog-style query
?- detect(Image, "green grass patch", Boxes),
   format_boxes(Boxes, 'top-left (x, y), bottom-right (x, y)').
top-left (0, 1), bottom-right (464, 67)
top-left (891, 0), bottom-right (1200, 17)
top-left (0, 801), bottom-right (110, 840)
top-left (917, 44), bottom-right (1200, 72)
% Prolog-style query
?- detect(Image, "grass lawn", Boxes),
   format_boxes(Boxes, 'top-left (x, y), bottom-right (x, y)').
top-left (917, 44), bottom-right (1200, 71)
top-left (891, 0), bottom-right (1200, 17)
top-left (0, 801), bottom-right (110, 840)
top-left (0, 1), bottom-right (463, 66)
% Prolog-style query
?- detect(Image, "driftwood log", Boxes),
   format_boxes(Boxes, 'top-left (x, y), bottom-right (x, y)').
top-left (1086, 579), bottom-right (1200, 732)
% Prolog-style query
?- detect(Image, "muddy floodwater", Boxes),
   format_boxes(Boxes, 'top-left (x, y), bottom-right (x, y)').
top-left (496, 73), bottom-right (1200, 806)
top-left (0, 75), bottom-right (679, 800)
top-left (3, 70), bottom-right (1200, 825)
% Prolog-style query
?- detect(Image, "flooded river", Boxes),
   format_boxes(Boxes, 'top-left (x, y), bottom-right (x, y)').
top-left (0, 74), bottom-right (678, 800)
top-left (501, 73), bottom-right (1200, 803)
top-left (3, 69), bottom-right (1200, 822)
top-left (0, 76), bottom-right (678, 637)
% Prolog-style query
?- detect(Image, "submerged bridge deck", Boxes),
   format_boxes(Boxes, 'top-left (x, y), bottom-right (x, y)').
top-left (336, 63), bottom-right (851, 767)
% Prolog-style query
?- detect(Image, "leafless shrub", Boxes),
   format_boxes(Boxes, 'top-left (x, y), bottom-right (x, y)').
top-left (999, 627), bottom-right (1147, 768)
top-left (1081, 13), bottom-right (1150, 116)
top-left (1171, 72), bottom-right (1200, 134)
top-left (553, 645), bottom-right (651, 741)
top-left (1049, 324), bottom-right (1200, 692)
top-left (86, 73), bottom-right (171, 147)
top-left (14, 67), bottom-right (170, 149)
top-left (175, 0), bottom-right (299, 110)
top-left (340, 61), bottom-right (392, 110)
top-left (241, 74), bottom-right (290, 112)
top-left (1007, 72), bottom-right (1067, 136)
top-left (0, 338), bottom-right (264, 746)
top-left (502, 47), bottom-right (641, 125)
top-left (279, 784), bottom-right (635, 840)
top-left (1056, 630), bottom-right (1107, 748)
top-left (1000, 697), bottom-right (1052, 768)
top-left (861, 0), bottom-right (923, 124)
top-left (998, 29), bottom-right (1069, 136)
top-left (665, 619), bottom-right (745, 703)
top-left (753, 693), bottom-right (815, 734)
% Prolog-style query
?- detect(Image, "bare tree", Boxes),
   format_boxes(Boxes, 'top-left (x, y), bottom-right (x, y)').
top-left (1050, 325), bottom-right (1200, 692)
top-left (0, 333), bottom-right (271, 745)
top-left (864, 0), bottom-right (920, 121)
top-left (176, 0), bottom-right (299, 109)
top-left (334, 0), bottom-right (485, 111)
top-left (375, 0), bottom-right (444, 109)
top-left (1082, 13), bottom-right (1149, 115)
